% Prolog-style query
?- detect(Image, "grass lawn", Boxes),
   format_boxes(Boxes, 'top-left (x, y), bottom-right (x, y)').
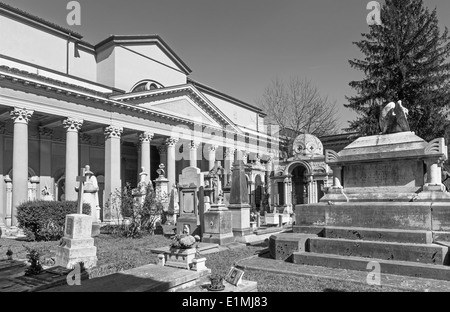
top-left (0, 229), bottom-right (404, 292)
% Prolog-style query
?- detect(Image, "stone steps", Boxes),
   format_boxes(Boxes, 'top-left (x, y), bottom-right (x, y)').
top-left (308, 237), bottom-right (448, 265)
top-left (294, 225), bottom-right (433, 244)
top-left (293, 252), bottom-right (450, 281)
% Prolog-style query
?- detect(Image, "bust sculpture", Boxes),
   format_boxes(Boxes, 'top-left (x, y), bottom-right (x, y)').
top-left (379, 100), bottom-right (410, 134)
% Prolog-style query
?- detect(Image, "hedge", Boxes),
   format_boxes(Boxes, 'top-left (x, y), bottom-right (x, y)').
top-left (17, 200), bottom-right (91, 241)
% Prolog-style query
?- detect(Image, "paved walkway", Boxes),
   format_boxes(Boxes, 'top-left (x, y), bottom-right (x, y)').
top-left (235, 252), bottom-right (450, 292)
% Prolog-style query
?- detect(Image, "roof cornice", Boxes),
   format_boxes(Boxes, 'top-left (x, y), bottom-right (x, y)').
top-left (111, 84), bottom-right (242, 133)
top-left (95, 35), bottom-right (192, 75)
top-left (187, 78), bottom-right (266, 116)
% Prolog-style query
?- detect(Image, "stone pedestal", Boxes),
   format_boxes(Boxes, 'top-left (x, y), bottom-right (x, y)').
top-left (202, 203), bottom-right (235, 245)
top-left (164, 248), bottom-right (197, 270)
top-left (55, 214), bottom-right (97, 269)
top-left (228, 153), bottom-right (253, 238)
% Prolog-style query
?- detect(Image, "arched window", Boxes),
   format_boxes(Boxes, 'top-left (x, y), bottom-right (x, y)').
top-left (130, 80), bottom-right (164, 93)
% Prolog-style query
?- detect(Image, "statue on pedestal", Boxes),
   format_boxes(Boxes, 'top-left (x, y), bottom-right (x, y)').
top-left (76, 165), bottom-right (100, 222)
top-left (379, 100), bottom-right (410, 134)
top-left (41, 185), bottom-right (54, 201)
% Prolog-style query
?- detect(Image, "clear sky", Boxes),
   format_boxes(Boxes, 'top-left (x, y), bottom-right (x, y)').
top-left (3, 0), bottom-right (450, 131)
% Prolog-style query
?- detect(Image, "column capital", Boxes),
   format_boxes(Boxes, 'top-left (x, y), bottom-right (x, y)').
top-left (10, 108), bottom-right (34, 124)
top-left (139, 132), bottom-right (154, 143)
top-left (63, 118), bottom-right (83, 132)
top-left (190, 140), bottom-right (201, 150)
top-left (166, 137), bottom-right (179, 147)
top-left (104, 126), bottom-right (123, 139)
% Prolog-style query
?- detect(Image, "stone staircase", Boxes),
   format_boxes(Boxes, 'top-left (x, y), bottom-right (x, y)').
top-left (289, 225), bottom-right (450, 281)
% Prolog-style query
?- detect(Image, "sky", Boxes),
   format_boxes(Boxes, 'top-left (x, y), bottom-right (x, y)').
top-left (3, 0), bottom-right (450, 131)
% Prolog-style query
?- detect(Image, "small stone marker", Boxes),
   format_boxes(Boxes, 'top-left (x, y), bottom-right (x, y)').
top-left (224, 267), bottom-right (244, 286)
top-left (55, 168), bottom-right (97, 270)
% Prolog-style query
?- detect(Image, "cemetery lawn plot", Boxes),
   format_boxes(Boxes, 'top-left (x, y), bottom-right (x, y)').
top-left (203, 244), bottom-right (406, 292)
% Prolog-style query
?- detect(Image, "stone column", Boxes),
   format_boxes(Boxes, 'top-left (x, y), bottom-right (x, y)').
top-left (10, 108), bottom-right (33, 226)
top-left (166, 137), bottom-right (179, 192)
top-left (63, 118), bottom-right (83, 201)
top-left (424, 158), bottom-right (445, 192)
top-left (265, 157), bottom-right (273, 210)
top-left (80, 133), bottom-right (91, 171)
top-left (189, 140), bottom-right (200, 168)
top-left (331, 166), bottom-right (343, 188)
top-left (0, 123), bottom-right (5, 229)
top-left (104, 126), bottom-right (123, 222)
top-left (139, 132), bottom-right (154, 184)
top-left (5, 176), bottom-right (12, 227)
top-left (208, 145), bottom-right (218, 171)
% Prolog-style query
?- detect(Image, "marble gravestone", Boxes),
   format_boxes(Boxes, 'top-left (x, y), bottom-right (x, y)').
top-left (227, 151), bottom-right (252, 238)
top-left (177, 167), bottom-right (204, 236)
top-left (55, 168), bottom-right (97, 269)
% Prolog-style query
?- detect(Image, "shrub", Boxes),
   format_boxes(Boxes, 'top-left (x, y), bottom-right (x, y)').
top-left (104, 183), bottom-right (164, 238)
top-left (17, 200), bottom-right (91, 241)
top-left (24, 246), bottom-right (43, 276)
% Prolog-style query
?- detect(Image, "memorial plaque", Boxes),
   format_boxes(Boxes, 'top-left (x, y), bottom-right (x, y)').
top-left (182, 192), bottom-right (195, 214)
top-left (344, 160), bottom-right (416, 189)
top-left (66, 218), bottom-right (74, 236)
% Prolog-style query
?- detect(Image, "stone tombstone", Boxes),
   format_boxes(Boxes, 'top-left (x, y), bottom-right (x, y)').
top-left (202, 201), bottom-right (234, 245)
top-left (154, 164), bottom-right (170, 212)
top-left (56, 168), bottom-right (97, 269)
top-left (132, 167), bottom-right (148, 206)
top-left (177, 167), bottom-right (204, 236)
top-left (228, 152), bottom-right (252, 238)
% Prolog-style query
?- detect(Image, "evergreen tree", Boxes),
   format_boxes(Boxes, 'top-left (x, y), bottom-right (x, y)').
top-left (346, 0), bottom-right (450, 141)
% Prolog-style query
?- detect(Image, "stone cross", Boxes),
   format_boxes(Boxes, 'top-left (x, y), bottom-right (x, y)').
top-left (76, 167), bottom-right (86, 214)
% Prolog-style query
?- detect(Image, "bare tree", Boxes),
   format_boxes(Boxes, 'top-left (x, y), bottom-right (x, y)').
top-left (258, 77), bottom-right (340, 151)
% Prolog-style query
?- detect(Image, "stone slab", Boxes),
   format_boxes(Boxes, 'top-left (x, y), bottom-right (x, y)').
top-left (268, 233), bottom-right (317, 261)
top-left (433, 232), bottom-right (450, 243)
top-left (318, 226), bottom-right (432, 244)
top-left (236, 254), bottom-right (450, 292)
top-left (202, 233), bottom-right (235, 245)
top-left (295, 202), bottom-right (433, 230)
top-left (309, 237), bottom-right (449, 265)
top-left (0, 266), bottom-right (89, 292)
top-left (42, 264), bottom-right (210, 292)
top-left (177, 277), bottom-right (257, 292)
top-left (0, 260), bottom-right (26, 272)
top-left (293, 252), bottom-right (450, 282)
top-left (150, 243), bottom-right (219, 255)
top-left (255, 226), bottom-right (284, 235)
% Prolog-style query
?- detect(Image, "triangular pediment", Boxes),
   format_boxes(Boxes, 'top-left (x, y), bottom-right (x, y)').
top-left (138, 96), bottom-right (221, 127)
